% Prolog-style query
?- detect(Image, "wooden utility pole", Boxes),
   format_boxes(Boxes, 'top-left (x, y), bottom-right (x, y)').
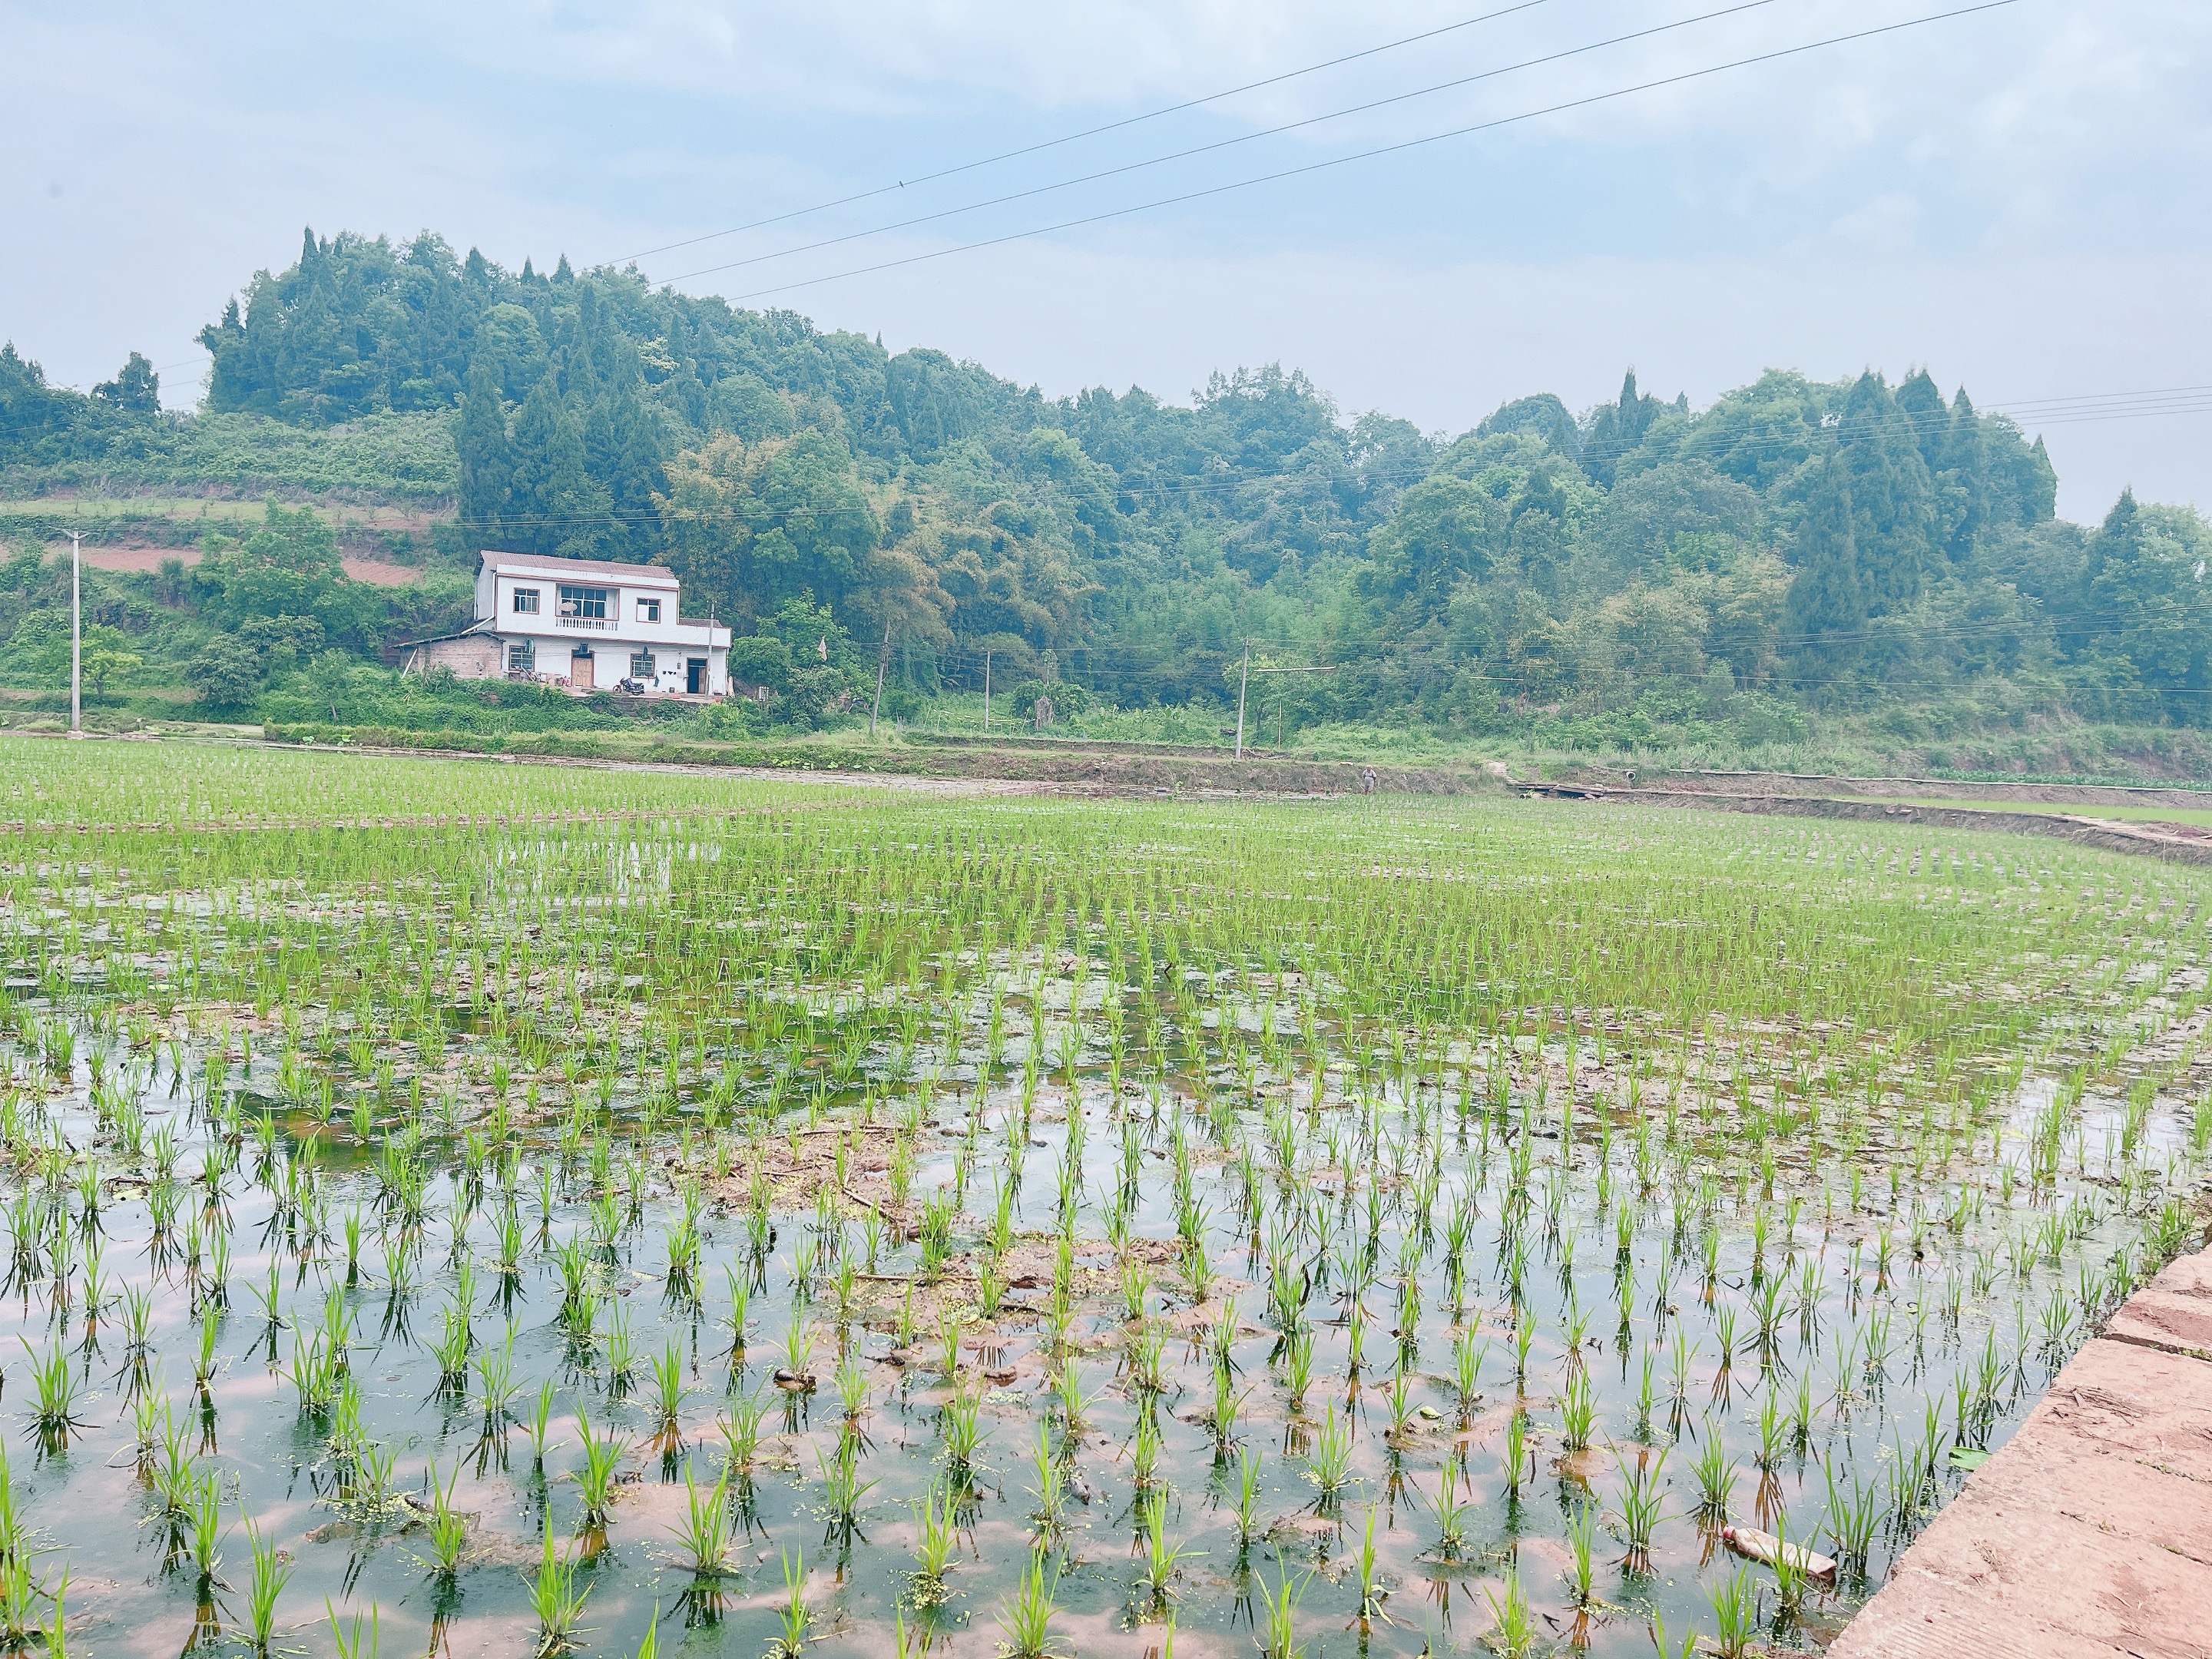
top-left (1233, 641), bottom-right (1250, 759)
top-left (68, 529), bottom-right (82, 734)
top-left (869, 617), bottom-right (892, 740)
top-left (982, 649), bottom-right (992, 735)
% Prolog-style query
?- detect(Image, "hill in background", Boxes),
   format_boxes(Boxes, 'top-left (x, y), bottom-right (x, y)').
top-left (2, 226), bottom-right (2207, 781)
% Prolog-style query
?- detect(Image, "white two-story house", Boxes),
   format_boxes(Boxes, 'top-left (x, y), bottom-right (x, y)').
top-left (399, 551), bottom-right (731, 696)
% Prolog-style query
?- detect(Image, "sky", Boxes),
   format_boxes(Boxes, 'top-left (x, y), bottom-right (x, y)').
top-left (5, 0), bottom-right (2209, 522)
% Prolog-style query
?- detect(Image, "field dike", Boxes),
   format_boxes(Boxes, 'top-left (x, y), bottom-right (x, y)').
top-left (258, 720), bottom-right (1512, 797)
top-left (1522, 780), bottom-right (2212, 867)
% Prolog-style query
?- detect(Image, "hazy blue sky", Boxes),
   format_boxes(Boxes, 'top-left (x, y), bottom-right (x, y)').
top-left (6, 0), bottom-right (2207, 519)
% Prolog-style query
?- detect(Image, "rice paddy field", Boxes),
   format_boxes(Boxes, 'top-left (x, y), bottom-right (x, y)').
top-left (2, 735), bottom-right (2208, 1659)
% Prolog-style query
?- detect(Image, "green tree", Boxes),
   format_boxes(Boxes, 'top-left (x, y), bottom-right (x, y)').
top-left (80, 627), bottom-right (142, 697)
top-left (505, 373), bottom-right (611, 561)
top-left (187, 634), bottom-right (263, 710)
top-left (1785, 448), bottom-right (1866, 688)
top-left (1364, 474), bottom-right (1504, 608)
top-left (455, 358), bottom-right (513, 537)
top-left (2084, 491), bottom-right (2212, 724)
top-left (1832, 372), bottom-right (1935, 614)
top-left (92, 352), bottom-right (161, 415)
top-left (190, 502), bottom-right (366, 641)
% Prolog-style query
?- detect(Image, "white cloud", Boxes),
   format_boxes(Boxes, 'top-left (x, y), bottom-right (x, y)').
top-left (1, 0), bottom-right (2205, 518)
top-left (1824, 191), bottom-right (1922, 253)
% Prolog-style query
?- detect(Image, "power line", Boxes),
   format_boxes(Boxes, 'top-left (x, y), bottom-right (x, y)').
top-left (651, 0), bottom-right (1795, 286)
top-left (609, 0), bottom-right (1565, 266)
top-left (669, 0), bottom-right (2024, 306)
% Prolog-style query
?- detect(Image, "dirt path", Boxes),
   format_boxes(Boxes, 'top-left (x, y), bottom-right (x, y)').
top-left (1826, 1242), bottom-right (2212, 1657)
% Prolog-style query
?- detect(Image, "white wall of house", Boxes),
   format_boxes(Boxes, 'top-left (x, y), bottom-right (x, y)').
top-left (467, 551), bottom-right (729, 695)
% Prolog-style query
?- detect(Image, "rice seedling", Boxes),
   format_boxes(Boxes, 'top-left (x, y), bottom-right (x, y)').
top-left (327, 1601), bottom-right (379, 1659)
top-left (770, 1550), bottom-right (811, 1659)
top-left (0, 1555), bottom-right (42, 1647)
top-left (475, 1325), bottom-right (519, 1420)
top-left (1565, 1502), bottom-right (1599, 1608)
top-left (669, 1465), bottom-right (731, 1577)
top-left (1693, 1422), bottom-right (1737, 1520)
top-left (1708, 1564), bottom-right (1757, 1659)
top-left (912, 1482), bottom-right (958, 1589)
top-left (1282, 1327), bottom-right (1313, 1413)
top-left (1823, 1459), bottom-right (1884, 1574)
top-left (1230, 1445), bottom-right (1266, 1542)
top-left (1453, 1329), bottom-right (1487, 1411)
top-left (995, 1548), bottom-right (1062, 1659)
top-left (1502, 1409), bottom-right (1530, 1495)
top-left (1303, 1402), bottom-right (1354, 1504)
top-left (647, 1341), bottom-right (687, 1440)
top-left (529, 1522), bottom-right (591, 1655)
top-left (1561, 1371), bottom-right (1598, 1451)
top-left (718, 1392), bottom-right (767, 1475)
top-left (0, 742), bottom-right (2194, 1657)
top-left (419, 1461), bottom-right (470, 1577)
top-left (1133, 1492), bottom-right (1194, 1604)
top-left (1482, 1574), bottom-right (1537, 1659)
top-left (1025, 1422), bottom-right (1065, 1531)
top-left (524, 1379), bottom-right (559, 1466)
top-left (1129, 1408), bottom-right (1162, 1489)
top-left (817, 1436), bottom-right (878, 1531)
top-left (941, 1389), bottom-right (985, 1475)
top-left (1257, 1563), bottom-right (1310, 1659)
top-left (21, 1338), bottom-right (84, 1445)
top-left (1353, 1504), bottom-right (1389, 1624)
top-left (1617, 1445), bottom-right (1667, 1568)
top-left (575, 1409), bottom-right (628, 1527)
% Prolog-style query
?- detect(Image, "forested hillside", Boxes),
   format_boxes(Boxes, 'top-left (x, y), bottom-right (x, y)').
top-left (5, 226), bottom-right (2209, 767)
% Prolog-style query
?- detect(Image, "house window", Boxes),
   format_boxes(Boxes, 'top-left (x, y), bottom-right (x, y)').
top-left (629, 651), bottom-right (657, 679)
top-left (508, 641), bottom-right (535, 674)
top-left (557, 584), bottom-right (608, 620)
top-left (637, 598), bottom-right (661, 623)
top-left (512, 587), bottom-right (541, 614)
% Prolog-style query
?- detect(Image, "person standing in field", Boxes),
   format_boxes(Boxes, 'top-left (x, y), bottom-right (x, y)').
top-left (1362, 766), bottom-right (1377, 795)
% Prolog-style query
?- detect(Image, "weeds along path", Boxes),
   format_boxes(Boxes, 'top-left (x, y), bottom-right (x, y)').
top-left (0, 734), bottom-right (2208, 1657)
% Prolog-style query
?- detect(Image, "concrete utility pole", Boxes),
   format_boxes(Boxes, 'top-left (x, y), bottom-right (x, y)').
top-left (69, 529), bottom-right (82, 734)
top-left (1233, 641), bottom-right (1250, 760)
top-left (982, 649), bottom-right (992, 735)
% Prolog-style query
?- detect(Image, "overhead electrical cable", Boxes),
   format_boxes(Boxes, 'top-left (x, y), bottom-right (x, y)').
top-left (611, 0), bottom-right (1565, 264)
top-left (657, 0), bottom-right (2022, 303)
top-left (647, 0), bottom-right (1793, 285)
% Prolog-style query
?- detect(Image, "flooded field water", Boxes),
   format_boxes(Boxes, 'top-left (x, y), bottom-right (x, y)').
top-left (1, 738), bottom-right (2207, 1658)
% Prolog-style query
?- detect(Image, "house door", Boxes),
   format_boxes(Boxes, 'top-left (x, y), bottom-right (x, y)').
top-left (570, 645), bottom-right (594, 687)
top-left (687, 658), bottom-right (706, 694)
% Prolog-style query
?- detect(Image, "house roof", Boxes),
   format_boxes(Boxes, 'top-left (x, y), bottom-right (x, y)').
top-left (478, 549), bottom-right (680, 586)
top-left (389, 618), bottom-right (499, 650)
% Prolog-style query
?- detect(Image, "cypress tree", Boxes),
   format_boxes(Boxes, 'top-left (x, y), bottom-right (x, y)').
top-left (507, 369), bottom-right (611, 560)
top-left (455, 359), bottom-right (513, 545)
top-left (1833, 372), bottom-right (1934, 614)
top-left (1786, 446), bottom-right (1867, 690)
